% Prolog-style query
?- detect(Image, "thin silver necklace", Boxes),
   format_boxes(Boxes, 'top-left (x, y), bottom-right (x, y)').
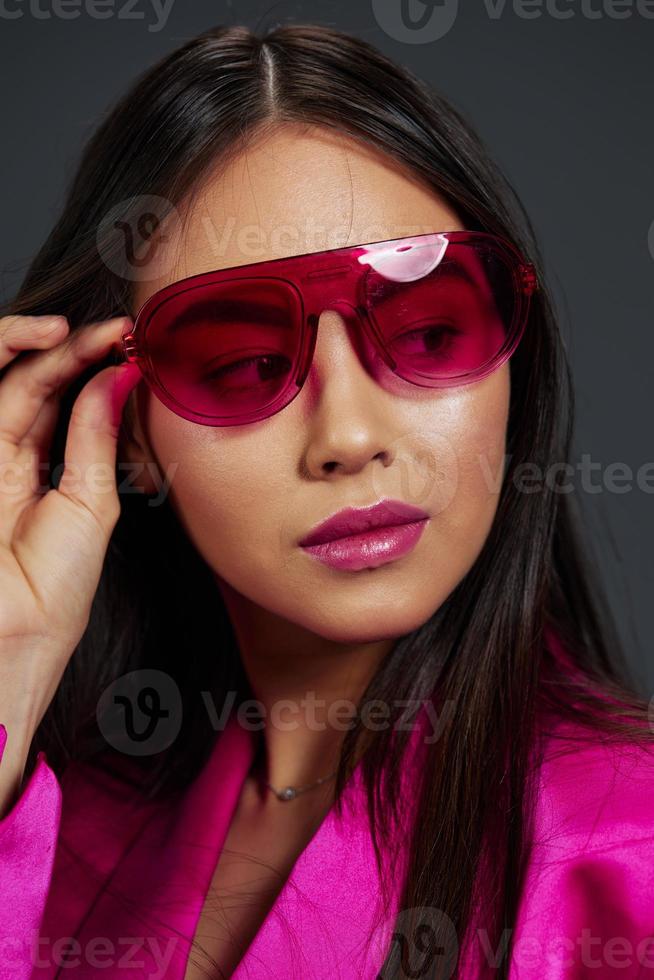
top-left (259, 766), bottom-right (339, 801)
top-left (250, 737), bottom-right (338, 801)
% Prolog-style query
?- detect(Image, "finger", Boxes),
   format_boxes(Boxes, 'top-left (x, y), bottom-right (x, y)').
top-left (21, 330), bottom-right (126, 456)
top-left (0, 317), bottom-right (131, 449)
top-left (14, 394), bottom-right (66, 497)
top-left (0, 315), bottom-right (69, 372)
top-left (57, 361), bottom-right (143, 534)
top-left (18, 391), bottom-right (60, 455)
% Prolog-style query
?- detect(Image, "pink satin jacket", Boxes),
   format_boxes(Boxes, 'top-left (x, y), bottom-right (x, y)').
top-left (1, 672), bottom-right (654, 978)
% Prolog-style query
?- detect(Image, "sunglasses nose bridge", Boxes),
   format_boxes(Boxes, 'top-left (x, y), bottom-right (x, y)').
top-left (305, 266), bottom-right (396, 370)
top-left (307, 297), bottom-right (381, 373)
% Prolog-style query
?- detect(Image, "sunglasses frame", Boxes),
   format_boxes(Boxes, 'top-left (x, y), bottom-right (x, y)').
top-left (121, 230), bottom-right (538, 427)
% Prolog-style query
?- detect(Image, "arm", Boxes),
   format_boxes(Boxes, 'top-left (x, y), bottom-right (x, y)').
top-left (0, 311), bottom-right (139, 979)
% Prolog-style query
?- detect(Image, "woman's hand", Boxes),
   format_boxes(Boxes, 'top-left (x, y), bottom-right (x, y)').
top-left (0, 313), bottom-right (141, 815)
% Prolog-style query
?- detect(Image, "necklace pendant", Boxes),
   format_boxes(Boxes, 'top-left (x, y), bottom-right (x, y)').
top-left (279, 786), bottom-right (297, 801)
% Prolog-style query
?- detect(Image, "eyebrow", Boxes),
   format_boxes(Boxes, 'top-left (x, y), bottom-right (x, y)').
top-left (418, 258), bottom-right (482, 290)
top-left (165, 297), bottom-right (293, 332)
top-left (439, 260), bottom-right (478, 287)
top-left (372, 258), bottom-right (487, 306)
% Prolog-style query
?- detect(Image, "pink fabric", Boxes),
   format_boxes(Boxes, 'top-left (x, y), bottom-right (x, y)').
top-left (511, 724), bottom-right (654, 978)
top-left (1, 675), bottom-right (654, 978)
top-left (458, 719), bottom-right (654, 977)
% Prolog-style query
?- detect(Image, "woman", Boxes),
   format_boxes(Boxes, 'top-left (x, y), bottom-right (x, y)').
top-left (0, 21), bottom-right (652, 980)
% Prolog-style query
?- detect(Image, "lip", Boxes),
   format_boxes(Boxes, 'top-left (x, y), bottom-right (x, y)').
top-left (299, 499), bottom-right (430, 572)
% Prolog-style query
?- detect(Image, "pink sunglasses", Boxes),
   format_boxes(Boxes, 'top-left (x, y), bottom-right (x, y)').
top-left (120, 230), bottom-right (538, 427)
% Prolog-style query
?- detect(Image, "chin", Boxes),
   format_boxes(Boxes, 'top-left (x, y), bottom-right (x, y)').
top-left (298, 606), bottom-right (433, 646)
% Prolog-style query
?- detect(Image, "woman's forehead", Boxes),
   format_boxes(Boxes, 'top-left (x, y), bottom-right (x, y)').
top-left (129, 124), bottom-right (463, 313)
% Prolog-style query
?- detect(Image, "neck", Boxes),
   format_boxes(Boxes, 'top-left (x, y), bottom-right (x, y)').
top-left (215, 575), bottom-right (393, 791)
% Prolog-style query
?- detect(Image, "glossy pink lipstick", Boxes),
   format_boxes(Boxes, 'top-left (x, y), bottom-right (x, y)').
top-left (299, 499), bottom-right (430, 571)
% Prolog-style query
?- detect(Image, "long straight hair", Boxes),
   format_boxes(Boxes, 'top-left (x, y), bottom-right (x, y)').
top-left (4, 23), bottom-right (651, 979)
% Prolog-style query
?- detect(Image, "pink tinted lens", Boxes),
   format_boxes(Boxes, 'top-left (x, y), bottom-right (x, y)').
top-left (364, 238), bottom-right (516, 383)
top-left (146, 278), bottom-right (303, 421)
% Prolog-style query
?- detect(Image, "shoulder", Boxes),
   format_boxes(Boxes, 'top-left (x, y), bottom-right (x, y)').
top-left (531, 718), bottom-right (654, 848)
top-left (508, 720), bottom-right (654, 978)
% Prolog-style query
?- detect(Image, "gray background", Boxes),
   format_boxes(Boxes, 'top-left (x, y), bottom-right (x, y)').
top-left (1, 0), bottom-right (652, 692)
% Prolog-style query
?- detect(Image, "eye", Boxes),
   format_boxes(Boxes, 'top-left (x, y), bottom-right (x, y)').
top-left (388, 322), bottom-right (462, 361)
top-left (202, 353), bottom-right (291, 389)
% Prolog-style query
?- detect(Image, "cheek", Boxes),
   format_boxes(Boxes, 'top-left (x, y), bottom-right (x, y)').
top-left (143, 395), bottom-right (292, 576)
top-left (429, 369), bottom-right (510, 541)
top-left (384, 366), bottom-right (509, 626)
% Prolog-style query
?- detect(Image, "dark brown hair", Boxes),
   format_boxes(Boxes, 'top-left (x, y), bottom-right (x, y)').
top-left (4, 23), bottom-right (651, 979)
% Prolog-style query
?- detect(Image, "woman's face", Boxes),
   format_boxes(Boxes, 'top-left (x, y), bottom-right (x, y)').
top-left (126, 123), bottom-right (510, 644)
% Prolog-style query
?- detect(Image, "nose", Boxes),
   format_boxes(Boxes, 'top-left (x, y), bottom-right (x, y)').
top-left (301, 307), bottom-right (396, 478)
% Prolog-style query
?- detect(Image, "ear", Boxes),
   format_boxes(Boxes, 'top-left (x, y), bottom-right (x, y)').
top-left (117, 382), bottom-right (161, 497)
